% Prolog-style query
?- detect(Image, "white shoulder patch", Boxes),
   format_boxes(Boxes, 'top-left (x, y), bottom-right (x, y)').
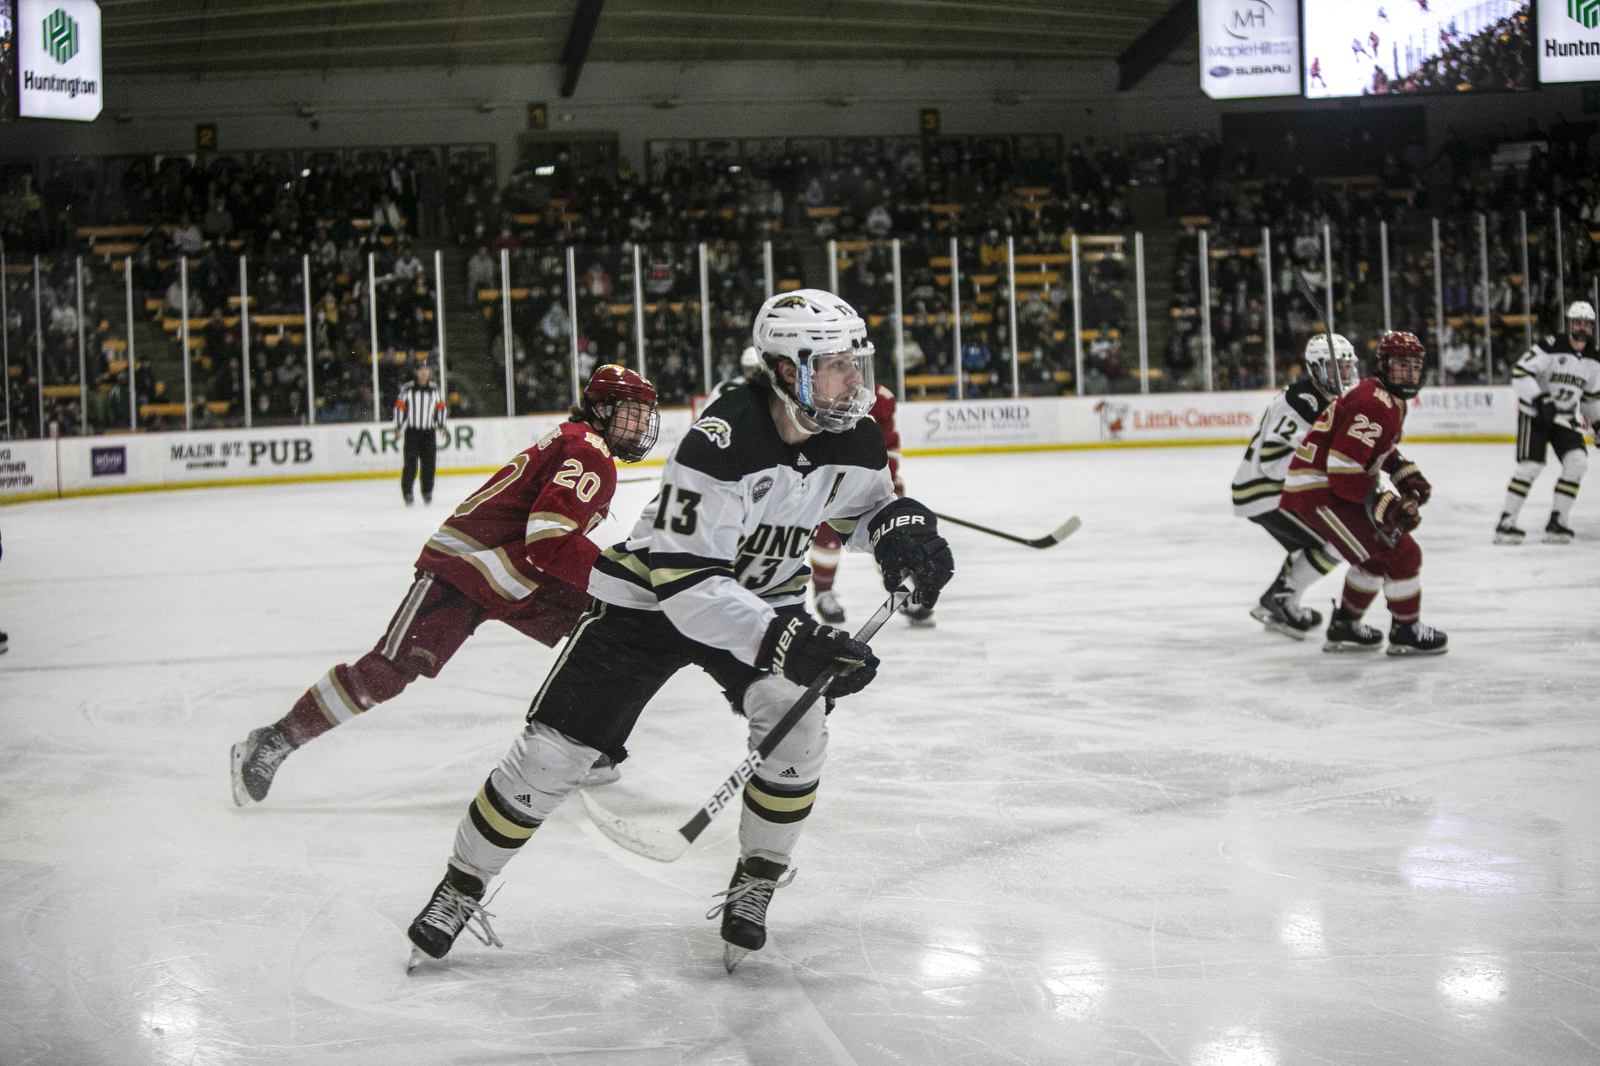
top-left (693, 416), bottom-right (732, 449)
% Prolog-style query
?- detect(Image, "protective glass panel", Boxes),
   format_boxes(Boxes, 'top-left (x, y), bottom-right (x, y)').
top-left (897, 231), bottom-right (956, 401)
top-left (637, 241), bottom-right (701, 408)
top-left (3, 256), bottom-right (42, 438)
top-left (573, 242), bottom-right (638, 404)
top-left (703, 239), bottom-right (764, 392)
top-left (1387, 218), bottom-right (1439, 384)
top-left (506, 243), bottom-right (570, 415)
top-left (832, 238), bottom-right (898, 396)
top-left (1079, 232), bottom-right (1139, 394)
top-left (1010, 234), bottom-right (1073, 396)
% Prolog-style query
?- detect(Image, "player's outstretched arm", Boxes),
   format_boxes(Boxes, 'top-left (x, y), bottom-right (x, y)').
top-left (867, 497), bottom-right (954, 608)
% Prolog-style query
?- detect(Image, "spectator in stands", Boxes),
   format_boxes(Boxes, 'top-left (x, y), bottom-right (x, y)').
top-left (172, 214), bottom-right (204, 254)
top-left (203, 198), bottom-right (233, 244)
top-left (393, 244), bottom-right (425, 283)
top-left (373, 193), bottom-right (402, 236)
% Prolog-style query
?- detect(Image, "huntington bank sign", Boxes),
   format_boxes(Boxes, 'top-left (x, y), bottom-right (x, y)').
top-left (18, 0), bottom-right (102, 121)
top-left (1540, 0), bottom-right (1600, 81)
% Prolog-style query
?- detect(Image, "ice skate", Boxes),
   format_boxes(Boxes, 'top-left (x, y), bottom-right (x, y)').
top-left (1544, 515), bottom-right (1575, 544)
top-left (1493, 514), bottom-right (1525, 545)
top-left (0, 630), bottom-right (8, 654)
top-left (1322, 606), bottom-right (1384, 653)
top-left (900, 601), bottom-right (936, 628)
top-left (814, 589), bottom-right (846, 625)
top-left (422, 492), bottom-right (432, 505)
top-left (1386, 620), bottom-right (1448, 656)
top-left (1249, 578), bottom-right (1322, 641)
top-left (230, 724), bottom-right (294, 806)
top-left (406, 865), bottom-right (501, 968)
top-left (708, 855), bottom-right (794, 973)
top-left (580, 754), bottom-right (621, 787)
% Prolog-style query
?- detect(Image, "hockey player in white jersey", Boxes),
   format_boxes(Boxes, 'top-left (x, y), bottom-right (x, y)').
top-left (1231, 334), bottom-right (1354, 638)
top-left (402, 289), bottom-right (954, 971)
top-left (1495, 301), bottom-right (1600, 544)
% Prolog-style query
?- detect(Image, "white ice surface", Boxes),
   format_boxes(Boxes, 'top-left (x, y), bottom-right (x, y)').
top-left (2, 443), bottom-right (1598, 1066)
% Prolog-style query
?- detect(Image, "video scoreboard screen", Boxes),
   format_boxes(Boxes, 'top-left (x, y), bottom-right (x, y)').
top-left (1302, 0), bottom-right (1534, 97)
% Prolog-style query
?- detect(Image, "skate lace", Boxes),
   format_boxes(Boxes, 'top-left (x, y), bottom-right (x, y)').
top-left (423, 884), bottom-right (504, 949)
top-left (706, 868), bottom-right (796, 923)
top-left (252, 730), bottom-right (294, 775)
top-left (1409, 623), bottom-right (1437, 642)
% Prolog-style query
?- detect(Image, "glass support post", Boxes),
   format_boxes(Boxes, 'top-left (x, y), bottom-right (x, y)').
top-left (240, 256), bottom-right (252, 428)
top-left (1138, 231), bottom-right (1151, 394)
top-left (1007, 235), bottom-right (1020, 398)
top-left (1380, 220), bottom-right (1392, 332)
top-left (699, 242), bottom-right (712, 393)
top-left (950, 237), bottom-right (963, 400)
top-left (1198, 230), bottom-right (1212, 392)
top-left (125, 256), bottom-right (137, 433)
top-left (369, 252), bottom-right (382, 421)
top-left (1072, 231), bottom-right (1085, 395)
top-left (632, 243), bottom-right (647, 377)
top-left (1432, 218), bottom-right (1445, 379)
top-left (302, 254), bottom-right (315, 425)
top-left (1261, 227), bottom-right (1274, 390)
top-left (891, 237), bottom-right (905, 401)
top-left (1478, 212), bottom-right (1492, 383)
top-left (76, 256), bottom-right (87, 431)
top-left (434, 250), bottom-right (448, 399)
top-left (1519, 210), bottom-right (1532, 353)
top-left (827, 239), bottom-right (838, 295)
top-left (567, 244), bottom-right (581, 405)
top-left (181, 256), bottom-right (192, 431)
top-left (499, 248), bottom-right (513, 417)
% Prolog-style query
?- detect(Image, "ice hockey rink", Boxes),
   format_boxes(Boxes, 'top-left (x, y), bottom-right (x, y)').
top-left (2, 441), bottom-right (1597, 1066)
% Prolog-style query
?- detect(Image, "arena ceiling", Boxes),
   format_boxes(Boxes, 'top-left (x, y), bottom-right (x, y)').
top-left (98, 0), bottom-right (1178, 76)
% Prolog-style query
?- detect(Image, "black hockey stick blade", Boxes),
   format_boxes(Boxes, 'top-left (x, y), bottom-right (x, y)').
top-left (580, 588), bottom-right (912, 863)
top-left (933, 511), bottom-right (1080, 549)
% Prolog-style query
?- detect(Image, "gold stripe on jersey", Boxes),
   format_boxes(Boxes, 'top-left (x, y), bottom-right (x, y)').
top-left (763, 571), bottom-right (811, 598)
top-left (428, 529), bottom-right (542, 601)
top-left (598, 545), bottom-right (653, 588)
top-left (827, 516), bottom-right (862, 536)
top-left (1326, 448), bottom-right (1365, 474)
top-left (1281, 471), bottom-right (1329, 494)
top-left (525, 510), bottom-right (579, 545)
top-left (1316, 506), bottom-right (1370, 562)
top-left (651, 560), bottom-right (735, 599)
top-left (427, 526), bottom-right (489, 557)
top-left (1232, 480), bottom-right (1284, 505)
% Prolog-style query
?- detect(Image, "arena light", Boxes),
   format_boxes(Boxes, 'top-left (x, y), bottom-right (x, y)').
top-left (535, 165), bottom-right (555, 176)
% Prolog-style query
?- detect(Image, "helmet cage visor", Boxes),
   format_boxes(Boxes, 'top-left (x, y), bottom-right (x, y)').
top-left (599, 399), bottom-right (660, 463)
top-left (796, 345), bottom-right (875, 432)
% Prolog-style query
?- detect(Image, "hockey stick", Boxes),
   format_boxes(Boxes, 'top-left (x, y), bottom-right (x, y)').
top-left (580, 587), bottom-right (913, 863)
top-left (932, 511), bottom-right (1080, 549)
top-left (617, 475), bottom-right (659, 484)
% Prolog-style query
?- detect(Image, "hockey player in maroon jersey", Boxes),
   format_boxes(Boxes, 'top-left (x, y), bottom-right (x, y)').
top-left (229, 366), bottom-right (660, 805)
top-left (1280, 330), bottom-right (1447, 655)
top-left (809, 383), bottom-right (933, 627)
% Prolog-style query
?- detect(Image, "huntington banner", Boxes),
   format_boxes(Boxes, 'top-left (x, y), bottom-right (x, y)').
top-left (17, 0), bottom-right (100, 121)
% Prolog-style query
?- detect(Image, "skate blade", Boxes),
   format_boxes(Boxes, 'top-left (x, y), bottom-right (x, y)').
top-left (723, 943), bottom-right (751, 974)
top-left (1386, 643), bottom-right (1448, 657)
top-left (1321, 640), bottom-right (1383, 654)
top-left (407, 946), bottom-right (429, 973)
top-left (1250, 606), bottom-right (1312, 641)
top-left (1493, 532), bottom-right (1524, 545)
top-left (1543, 533), bottom-right (1573, 545)
top-left (229, 742), bottom-right (252, 807)
top-left (905, 615), bottom-right (936, 629)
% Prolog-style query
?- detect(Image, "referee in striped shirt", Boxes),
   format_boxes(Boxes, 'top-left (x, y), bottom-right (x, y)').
top-left (395, 363), bottom-right (447, 505)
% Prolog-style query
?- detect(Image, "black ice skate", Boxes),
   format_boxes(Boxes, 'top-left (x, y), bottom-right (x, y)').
top-left (814, 589), bottom-right (846, 625)
top-left (1544, 515), bottom-right (1575, 544)
top-left (230, 724), bottom-right (295, 806)
top-left (1249, 579), bottom-right (1322, 641)
top-left (1493, 514), bottom-right (1525, 545)
top-left (1322, 606), bottom-right (1384, 654)
top-left (406, 865), bottom-right (502, 970)
top-left (708, 855), bottom-right (795, 973)
top-left (1386, 620), bottom-right (1448, 657)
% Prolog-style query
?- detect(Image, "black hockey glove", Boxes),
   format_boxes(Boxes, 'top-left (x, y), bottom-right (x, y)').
top-left (868, 497), bottom-right (954, 609)
top-left (1534, 394), bottom-right (1557, 426)
top-left (757, 614), bottom-right (880, 697)
top-left (1390, 460), bottom-right (1431, 505)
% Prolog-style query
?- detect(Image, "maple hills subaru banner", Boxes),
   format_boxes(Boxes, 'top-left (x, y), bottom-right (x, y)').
top-left (1199, 0), bottom-right (1301, 99)
top-left (18, 0), bottom-right (100, 121)
top-left (1539, 0), bottom-right (1600, 82)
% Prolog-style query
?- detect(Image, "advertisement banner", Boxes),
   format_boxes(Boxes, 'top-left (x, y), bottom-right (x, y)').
top-left (1538, 0), bottom-right (1600, 82)
top-left (1199, 0), bottom-right (1300, 100)
top-left (17, 0), bottom-right (100, 121)
top-left (0, 439), bottom-right (58, 501)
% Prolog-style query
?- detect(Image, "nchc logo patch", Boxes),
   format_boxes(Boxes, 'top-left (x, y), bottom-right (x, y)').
top-left (43, 8), bottom-right (79, 63)
top-left (1571, 0), bottom-right (1600, 30)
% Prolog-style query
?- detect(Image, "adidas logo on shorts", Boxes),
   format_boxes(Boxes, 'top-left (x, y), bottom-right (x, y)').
top-left (516, 794), bottom-right (533, 806)
top-left (779, 767), bottom-right (799, 778)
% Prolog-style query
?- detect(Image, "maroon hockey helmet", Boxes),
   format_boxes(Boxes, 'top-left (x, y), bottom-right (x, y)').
top-left (1374, 331), bottom-right (1426, 400)
top-left (582, 364), bottom-right (660, 463)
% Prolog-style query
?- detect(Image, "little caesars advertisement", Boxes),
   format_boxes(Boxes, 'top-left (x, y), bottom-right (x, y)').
top-left (1199, 0), bottom-right (1300, 100)
top-left (17, 0), bottom-right (100, 121)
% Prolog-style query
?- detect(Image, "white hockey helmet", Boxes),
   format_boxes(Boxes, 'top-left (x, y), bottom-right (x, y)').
top-left (1567, 300), bottom-right (1596, 322)
top-left (752, 288), bottom-right (875, 432)
top-left (1303, 332), bottom-right (1359, 396)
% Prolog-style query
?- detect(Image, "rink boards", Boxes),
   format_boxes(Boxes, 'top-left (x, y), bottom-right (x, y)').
top-left (0, 385), bottom-right (1522, 505)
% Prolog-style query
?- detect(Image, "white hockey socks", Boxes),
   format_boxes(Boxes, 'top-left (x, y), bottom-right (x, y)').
top-left (1503, 460), bottom-right (1543, 521)
top-left (1553, 450), bottom-right (1587, 523)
